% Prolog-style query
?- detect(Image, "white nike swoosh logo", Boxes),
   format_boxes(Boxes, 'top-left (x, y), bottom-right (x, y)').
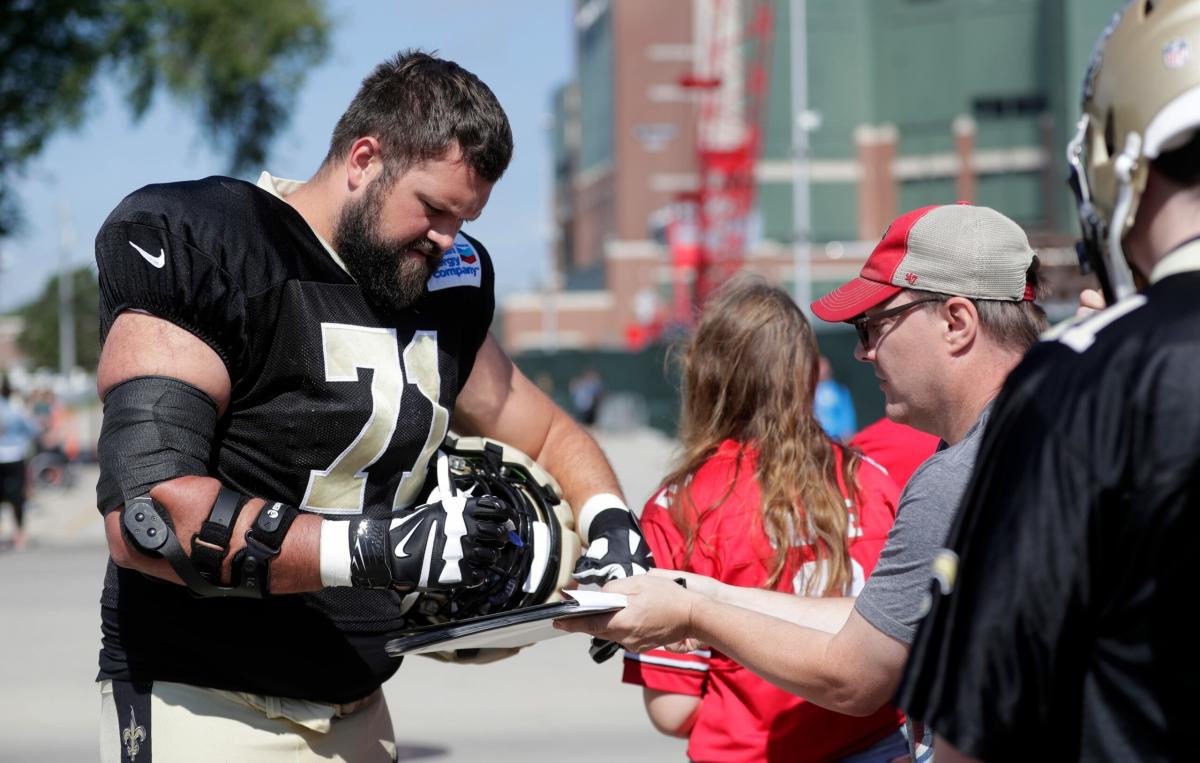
top-left (129, 241), bottom-right (166, 269)
top-left (393, 522), bottom-right (423, 559)
top-left (392, 505), bottom-right (436, 558)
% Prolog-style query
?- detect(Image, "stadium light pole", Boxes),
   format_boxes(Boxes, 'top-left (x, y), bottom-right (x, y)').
top-left (58, 199), bottom-right (76, 376)
top-left (790, 0), bottom-right (812, 317)
top-left (0, 243), bottom-right (8, 313)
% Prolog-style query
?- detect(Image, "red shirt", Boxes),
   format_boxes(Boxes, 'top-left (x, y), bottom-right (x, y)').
top-left (849, 418), bottom-right (940, 488)
top-left (623, 440), bottom-right (903, 763)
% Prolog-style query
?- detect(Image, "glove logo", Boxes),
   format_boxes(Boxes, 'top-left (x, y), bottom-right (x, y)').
top-left (393, 522), bottom-right (423, 559)
top-left (391, 505), bottom-right (436, 559)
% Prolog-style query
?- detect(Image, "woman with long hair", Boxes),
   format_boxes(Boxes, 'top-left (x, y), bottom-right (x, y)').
top-left (623, 276), bottom-right (906, 762)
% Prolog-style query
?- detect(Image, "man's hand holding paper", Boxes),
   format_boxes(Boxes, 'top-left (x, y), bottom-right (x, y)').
top-left (553, 574), bottom-right (704, 653)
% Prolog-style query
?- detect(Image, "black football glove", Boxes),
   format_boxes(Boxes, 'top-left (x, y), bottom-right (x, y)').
top-left (572, 505), bottom-right (654, 588)
top-left (349, 493), bottom-right (515, 591)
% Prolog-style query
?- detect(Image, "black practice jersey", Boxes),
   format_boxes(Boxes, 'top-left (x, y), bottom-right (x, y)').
top-left (898, 268), bottom-right (1200, 760)
top-left (94, 175), bottom-right (495, 703)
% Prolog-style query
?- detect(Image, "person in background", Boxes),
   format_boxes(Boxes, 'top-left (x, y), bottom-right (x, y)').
top-left (570, 369), bottom-right (605, 428)
top-left (28, 388), bottom-right (64, 453)
top-left (850, 417), bottom-right (940, 489)
top-left (0, 377), bottom-right (38, 550)
top-left (560, 203), bottom-right (1048, 763)
top-left (622, 276), bottom-right (906, 763)
top-left (814, 355), bottom-right (856, 441)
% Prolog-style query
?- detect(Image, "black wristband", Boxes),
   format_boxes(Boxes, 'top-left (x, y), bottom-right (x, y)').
top-left (190, 488), bottom-right (249, 584)
top-left (349, 518), bottom-right (392, 589)
top-left (230, 501), bottom-right (299, 597)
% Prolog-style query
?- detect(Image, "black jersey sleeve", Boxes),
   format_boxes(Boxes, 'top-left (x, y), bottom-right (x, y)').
top-left (897, 341), bottom-right (1100, 759)
top-left (899, 303), bottom-right (1200, 760)
top-left (95, 200), bottom-right (248, 375)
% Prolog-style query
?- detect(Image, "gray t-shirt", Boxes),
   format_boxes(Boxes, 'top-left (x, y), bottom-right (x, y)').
top-left (855, 404), bottom-right (993, 645)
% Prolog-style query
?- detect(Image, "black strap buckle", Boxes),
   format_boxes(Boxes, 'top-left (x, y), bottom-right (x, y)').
top-left (190, 488), bottom-right (248, 583)
top-left (232, 502), bottom-right (299, 597)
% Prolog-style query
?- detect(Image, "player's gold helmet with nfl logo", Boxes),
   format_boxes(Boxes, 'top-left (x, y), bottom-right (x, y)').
top-left (1067, 0), bottom-right (1200, 302)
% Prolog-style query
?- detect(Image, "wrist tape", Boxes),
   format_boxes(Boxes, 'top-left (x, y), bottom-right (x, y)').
top-left (577, 494), bottom-right (629, 541)
top-left (319, 521), bottom-right (353, 587)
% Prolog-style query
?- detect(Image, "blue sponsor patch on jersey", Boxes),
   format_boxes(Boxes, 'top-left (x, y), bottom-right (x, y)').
top-left (427, 234), bottom-right (482, 291)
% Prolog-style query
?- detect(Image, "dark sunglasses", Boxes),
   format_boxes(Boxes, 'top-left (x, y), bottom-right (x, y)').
top-left (851, 297), bottom-right (942, 349)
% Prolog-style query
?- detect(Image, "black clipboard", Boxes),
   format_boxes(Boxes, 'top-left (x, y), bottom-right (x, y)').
top-left (385, 591), bottom-right (625, 657)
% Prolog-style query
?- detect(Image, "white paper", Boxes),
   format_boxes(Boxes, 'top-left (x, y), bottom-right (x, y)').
top-left (560, 589), bottom-right (628, 610)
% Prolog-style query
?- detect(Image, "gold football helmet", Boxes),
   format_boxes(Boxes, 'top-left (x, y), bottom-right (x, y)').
top-left (1067, 0), bottom-right (1200, 301)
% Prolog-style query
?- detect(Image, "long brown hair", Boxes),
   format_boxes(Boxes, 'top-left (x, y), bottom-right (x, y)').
top-left (663, 275), bottom-right (859, 595)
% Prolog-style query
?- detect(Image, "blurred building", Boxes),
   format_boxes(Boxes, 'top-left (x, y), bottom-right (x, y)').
top-left (502, 0), bottom-right (1118, 351)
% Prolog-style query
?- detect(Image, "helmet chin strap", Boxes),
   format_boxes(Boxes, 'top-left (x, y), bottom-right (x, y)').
top-left (1107, 133), bottom-right (1144, 302)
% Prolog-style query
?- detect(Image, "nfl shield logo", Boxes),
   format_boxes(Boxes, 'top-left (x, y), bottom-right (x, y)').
top-left (1163, 38), bottom-right (1190, 69)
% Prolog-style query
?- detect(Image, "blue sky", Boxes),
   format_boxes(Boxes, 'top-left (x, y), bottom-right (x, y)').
top-left (0, 1), bottom-right (574, 312)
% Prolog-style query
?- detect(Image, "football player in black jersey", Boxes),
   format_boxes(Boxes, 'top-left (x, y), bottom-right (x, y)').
top-left (94, 50), bottom-right (651, 761)
top-left (899, 2), bottom-right (1200, 760)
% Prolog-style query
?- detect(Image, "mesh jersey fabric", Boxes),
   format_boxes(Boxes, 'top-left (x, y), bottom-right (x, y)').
top-left (94, 176), bottom-right (495, 703)
top-left (623, 440), bottom-right (904, 762)
top-left (898, 270), bottom-right (1200, 761)
top-left (898, 205), bottom-right (1032, 300)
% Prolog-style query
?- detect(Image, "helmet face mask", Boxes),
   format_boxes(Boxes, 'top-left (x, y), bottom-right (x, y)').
top-left (1067, 114), bottom-right (1123, 301)
top-left (400, 435), bottom-right (581, 631)
top-left (1069, 0), bottom-right (1200, 303)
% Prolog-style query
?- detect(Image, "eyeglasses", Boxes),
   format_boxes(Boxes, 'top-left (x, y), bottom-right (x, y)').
top-left (851, 297), bottom-right (942, 349)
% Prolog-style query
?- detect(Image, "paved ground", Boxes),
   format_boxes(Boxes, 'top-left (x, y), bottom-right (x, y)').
top-left (0, 428), bottom-right (686, 762)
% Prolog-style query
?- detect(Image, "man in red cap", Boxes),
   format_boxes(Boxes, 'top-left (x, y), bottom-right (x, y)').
top-left (812, 202), bottom-right (1043, 446)
top-left (559, 203), bottom-right (1047, 760)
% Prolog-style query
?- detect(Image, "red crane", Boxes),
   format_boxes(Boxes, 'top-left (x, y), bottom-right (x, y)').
top-left (669, 0), bottom-right (775, 323)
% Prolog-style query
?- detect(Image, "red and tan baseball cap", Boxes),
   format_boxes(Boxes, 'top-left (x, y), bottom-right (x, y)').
top-left (811, 203), bottom-right (1037, 323)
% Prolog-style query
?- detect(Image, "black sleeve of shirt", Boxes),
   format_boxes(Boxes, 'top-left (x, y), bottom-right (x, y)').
top-left (899, 278), bottom-right (1200, 761)
top-left (95, 210), bottom-right (248, 377)
top-left (896, 346), bottom-right (1098, 759)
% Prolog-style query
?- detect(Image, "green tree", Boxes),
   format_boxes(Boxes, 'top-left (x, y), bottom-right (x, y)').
top-left (0, 0), bottom-right (331, 236)
top-left (15, 265), bottom-right (100, 371)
